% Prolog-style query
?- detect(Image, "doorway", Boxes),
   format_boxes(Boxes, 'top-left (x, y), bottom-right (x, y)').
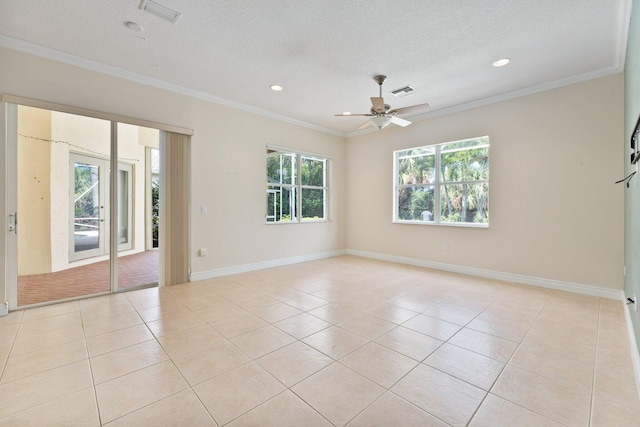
top-left (13, 105), bottom-right (161, 306)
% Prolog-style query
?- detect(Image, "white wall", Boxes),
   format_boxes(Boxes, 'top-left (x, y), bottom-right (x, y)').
top-left (0, 46), bottom-right (347, 278)
top-left (346, 74), bottom-right (624, 290)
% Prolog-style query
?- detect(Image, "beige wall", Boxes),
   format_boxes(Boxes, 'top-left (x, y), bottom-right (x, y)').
top-left (0, 46), bottom-right (347, 277)
top-left (2, 46), bottom-right (622, 291)
top-left (346, 74), bottom-right (624, 289)
top-left (17, 106), bottom-right (52, 275)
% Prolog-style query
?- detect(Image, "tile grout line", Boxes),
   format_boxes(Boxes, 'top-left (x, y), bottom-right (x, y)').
top-left (476, 290), bottom-right (593, 426)
top-left (589, 297), bottom-right (602, 427)
top-left (80, 306), bottom-right (105, 427)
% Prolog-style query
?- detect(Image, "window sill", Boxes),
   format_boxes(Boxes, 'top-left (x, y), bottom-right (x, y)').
top-left (266, 219), bottom-right (329, 225)
top-left (393, 220), bottom-right (489, 229)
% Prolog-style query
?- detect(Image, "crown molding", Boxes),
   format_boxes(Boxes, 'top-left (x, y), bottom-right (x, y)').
top-left (0, 35), bottom-right (347, 138)
top-left (346, 65), bottom-right (624, 138)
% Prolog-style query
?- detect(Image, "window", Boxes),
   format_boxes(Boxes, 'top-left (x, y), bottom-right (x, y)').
top-left (394, 136), bottom-right (489, 226)
top-left (266, 148), bottom-right (327, 223)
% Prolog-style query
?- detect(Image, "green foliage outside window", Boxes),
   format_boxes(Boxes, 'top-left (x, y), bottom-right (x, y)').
top-left (267, 150), bottom-right (327, 222)
top-left (151, 179), bottom-right (159, 248)
top-left (74, 163), bottom-right (99, 230)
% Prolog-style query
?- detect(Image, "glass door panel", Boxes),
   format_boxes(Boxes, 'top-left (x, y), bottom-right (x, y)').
top-left (16, 106), bottom-right (111, 306)
top-left (71, 155), bottom-right (106, 260)
top-left (116, 123), bottom-right (159, 290)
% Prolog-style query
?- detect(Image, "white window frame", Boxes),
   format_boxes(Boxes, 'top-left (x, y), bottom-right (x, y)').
top-left (393, 136), bottom-right (489, 228)
top-left (266, 147), bottom-right (328, 224)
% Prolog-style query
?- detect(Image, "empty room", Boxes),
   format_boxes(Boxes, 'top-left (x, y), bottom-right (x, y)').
top-left (1, 1), bottom-right (640, 426)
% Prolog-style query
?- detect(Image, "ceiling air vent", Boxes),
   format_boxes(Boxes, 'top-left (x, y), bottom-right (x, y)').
top-left (390, 85), bottom-right (417, 98)
top-left (140, 0), bottom-right (181, 23)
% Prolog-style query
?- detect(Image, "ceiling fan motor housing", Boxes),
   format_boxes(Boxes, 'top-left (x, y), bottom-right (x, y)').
top-left (371, 104), bottom-right (391, 115)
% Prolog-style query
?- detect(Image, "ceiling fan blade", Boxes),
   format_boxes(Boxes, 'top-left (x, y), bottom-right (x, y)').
top-left (370, 97), bottom-right (385, 113)
top-left (357, 120), bottom-right (375, 130)
top-left (334, 113), bottom-right (373, 116)
top-left (389, 116), bottom-right (412, 127)
top-left (390, 103), bottom-right (431, 116)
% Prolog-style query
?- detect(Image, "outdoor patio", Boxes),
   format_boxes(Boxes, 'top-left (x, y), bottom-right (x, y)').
top-left (17, 250), bottom-right (158, 306)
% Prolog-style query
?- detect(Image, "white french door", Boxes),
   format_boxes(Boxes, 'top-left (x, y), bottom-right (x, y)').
top-left (70, 153), bottom-right (107, 261)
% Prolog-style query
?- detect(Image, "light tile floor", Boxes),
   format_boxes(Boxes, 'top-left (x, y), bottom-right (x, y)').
top-left (0, 255), bottom-right (639, 426)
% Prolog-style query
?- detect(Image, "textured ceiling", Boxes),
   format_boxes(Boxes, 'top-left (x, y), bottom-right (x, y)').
top-left (0, 0), bottom-right (631, 135)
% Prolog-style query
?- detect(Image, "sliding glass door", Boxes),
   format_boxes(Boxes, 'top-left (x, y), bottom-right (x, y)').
top-left (10, 105), bottom-right (160, 307)
top-left (2, 96), bottom-right (191, 311)
top-left (117, 123), bottom-right (160, 290)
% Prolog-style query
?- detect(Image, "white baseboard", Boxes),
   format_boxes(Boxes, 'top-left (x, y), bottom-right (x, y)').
top-left (190, 248), bottom-right (624, 300)
top-left (189, 249), bottom-right (347, 282)
top-left (624, 306), bottom-right (640, 401)
top-left (346, 249), bottom-right (624, 300)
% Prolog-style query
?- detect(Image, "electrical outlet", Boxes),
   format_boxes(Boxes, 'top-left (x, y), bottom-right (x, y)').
top-left (443, 243), bottom-right (449, 251)
top-left (199, 248), bottom-right (207, 257)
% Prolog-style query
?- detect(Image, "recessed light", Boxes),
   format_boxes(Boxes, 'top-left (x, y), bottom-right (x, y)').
top-left (125, 21), bottom-right (144, 32)
top-left (270, 85), bottom-right (283, 91)
top-left (492, 58), bottom-right (511, 67)
top-left (342, 112), bottom-right (352, 116)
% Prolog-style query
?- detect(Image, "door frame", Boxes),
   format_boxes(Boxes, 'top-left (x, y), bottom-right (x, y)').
top-left (2, 103), bottom-right (17, 313)
top-left (68, 153), bottom-right (135, 262)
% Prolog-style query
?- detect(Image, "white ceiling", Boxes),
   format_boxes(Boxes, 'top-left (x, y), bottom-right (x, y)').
top-left (0, 0), bottom-right (631, 136)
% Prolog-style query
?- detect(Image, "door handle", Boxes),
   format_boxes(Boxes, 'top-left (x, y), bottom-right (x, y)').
top-left (8, 212), bottom-right (17, 234)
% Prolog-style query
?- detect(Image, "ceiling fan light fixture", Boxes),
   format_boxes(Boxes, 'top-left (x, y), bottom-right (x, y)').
top-left (370, 116), bottom-right (393, 129)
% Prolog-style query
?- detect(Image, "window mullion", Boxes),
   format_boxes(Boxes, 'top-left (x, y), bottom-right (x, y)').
top-left (296, 154), bottom-right (302, 222)
top-left (434, 145), bottom-right (441, 224)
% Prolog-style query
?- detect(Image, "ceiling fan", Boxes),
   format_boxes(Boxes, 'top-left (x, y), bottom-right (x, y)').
top-left (335, 75), bottom-right (430, 130)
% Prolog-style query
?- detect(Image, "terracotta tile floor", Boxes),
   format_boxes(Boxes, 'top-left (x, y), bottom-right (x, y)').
top-left (17, 250), bottom-right (158, 306)
top-left (1, 255), bottom-right (639, 426)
